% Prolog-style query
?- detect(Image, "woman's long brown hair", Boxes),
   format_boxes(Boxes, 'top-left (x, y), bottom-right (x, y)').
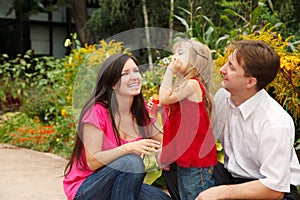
top-left (64, 54), bottom-right (152, 176)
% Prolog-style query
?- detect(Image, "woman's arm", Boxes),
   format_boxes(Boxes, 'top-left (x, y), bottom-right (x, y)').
top-left (83, 123), bottom-right (161, 170)
top-left (195, 180), bottom-right (284, 200)
top-left (149, 122), bottom-right (163, 143)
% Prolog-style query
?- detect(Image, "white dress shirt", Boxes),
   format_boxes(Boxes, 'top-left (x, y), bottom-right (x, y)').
top-left (213, 87), bottom-right (300, 192)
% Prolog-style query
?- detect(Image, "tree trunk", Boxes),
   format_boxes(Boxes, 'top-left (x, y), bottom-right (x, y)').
top-left (169, 0), bottom-right (174, 46)
top-left (69, 0), bottom-right (92, 44)
top-left (15, 10), bottom-right (30, 54)
top-left (142, 0), bottom-right (153, 70)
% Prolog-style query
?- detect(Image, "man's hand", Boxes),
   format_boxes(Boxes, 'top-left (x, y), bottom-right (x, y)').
top-left (195, 185), bottom-right (226, 200)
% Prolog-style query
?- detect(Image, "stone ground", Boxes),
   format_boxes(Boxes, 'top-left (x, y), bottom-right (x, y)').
top-left (1, 143), bottom-right (299, 199)
top-left (0, 143), bottom-right (170, 200)
top-left (0, 143), bottom-right (68, 200)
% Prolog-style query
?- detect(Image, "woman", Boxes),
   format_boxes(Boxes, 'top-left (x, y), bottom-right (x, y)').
top-left (63, 54), bottom-right (172, 200)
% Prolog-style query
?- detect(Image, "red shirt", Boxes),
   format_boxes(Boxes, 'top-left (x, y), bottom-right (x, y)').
top-left (160, 78), bottom-right (217, 168)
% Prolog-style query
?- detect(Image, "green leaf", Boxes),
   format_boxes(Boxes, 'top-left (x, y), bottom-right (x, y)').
top-left (223, 8), bottom-right (247, 23)
top-left (174, 14), bottom-right (190, 33)
top-left (216, 34), bottom-right (230, 49)
top-left (144, 170), bottom-right (162, 185)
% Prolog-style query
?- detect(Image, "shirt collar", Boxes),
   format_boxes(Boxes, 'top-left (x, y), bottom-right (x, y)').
top-left (228, 89), bottom-right (265, 120)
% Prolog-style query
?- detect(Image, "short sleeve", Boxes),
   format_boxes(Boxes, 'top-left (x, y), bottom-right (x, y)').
top-left (259, 125), bottom-right (293, 192)
top-left (213, 88), bottom-right (229, 141)
top-left (82, 104), bottom-right (107, 131)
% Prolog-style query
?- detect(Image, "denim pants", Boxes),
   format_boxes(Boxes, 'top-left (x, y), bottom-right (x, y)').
top-left (177, 166), bottom-right (214, 200)
top-left (74, 154), bottom-right (172, 200)
top-left (213, 162), bottom-right (299, 200)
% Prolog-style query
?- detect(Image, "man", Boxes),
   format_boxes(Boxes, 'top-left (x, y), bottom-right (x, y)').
top-left (196, 40), bottom-right (300, 199)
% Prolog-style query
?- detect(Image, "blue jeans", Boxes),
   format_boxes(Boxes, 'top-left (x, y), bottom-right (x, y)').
top-left (74, 154), bottom-right (172, 200)
top-left (177, 166), bottom-right (214, 200)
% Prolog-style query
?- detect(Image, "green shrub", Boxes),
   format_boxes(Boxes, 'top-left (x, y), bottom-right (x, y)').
top-left (0, 109), bottom-right (76, 159)
top-left (0, 38), bottom-right (133, 159)
top-left (0, 50), bottom-right (68, 120)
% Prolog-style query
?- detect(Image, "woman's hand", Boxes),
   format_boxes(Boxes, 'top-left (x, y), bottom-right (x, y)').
top-left (147, 96), bottom-right (155, 110)
top-left (147, 97), bottom-right (163, 118)
top-left (121, 139), bottom-right (161, 155)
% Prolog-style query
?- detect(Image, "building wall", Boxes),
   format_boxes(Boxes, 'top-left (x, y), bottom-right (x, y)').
top-left (0, 0), bottom-right (71, 58)
top-left (30, 24), bottom-right (67, 58)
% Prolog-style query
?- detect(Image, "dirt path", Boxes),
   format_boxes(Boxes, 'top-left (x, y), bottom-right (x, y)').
top-left (0, 144), bottom-right (68, 200)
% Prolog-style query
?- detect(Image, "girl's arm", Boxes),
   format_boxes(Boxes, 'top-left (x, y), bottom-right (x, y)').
top-left (159, 67), bottom-right (200, 105)
top-left (83, 123), bottom-right (161, 170)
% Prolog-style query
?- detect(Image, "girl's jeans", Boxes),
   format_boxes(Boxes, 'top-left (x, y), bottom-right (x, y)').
top-left (177, 166), bottom-right (215, 200)
top-left (74, 154), bottom-right (172, 200)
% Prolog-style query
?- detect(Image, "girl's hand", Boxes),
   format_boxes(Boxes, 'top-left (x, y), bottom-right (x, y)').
top-left (122, 139), bottom-right (161, 155)
top-left (169, 54), bottom-right (185, 74)
top-left (155, 148), bottom-right (170, 170)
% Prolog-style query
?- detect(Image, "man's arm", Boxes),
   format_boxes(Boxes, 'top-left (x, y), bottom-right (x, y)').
top-left (195, 180), bottom-right (284, 200)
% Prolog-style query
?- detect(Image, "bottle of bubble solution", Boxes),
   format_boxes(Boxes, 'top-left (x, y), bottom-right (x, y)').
top-left (150, 94), bottom-right (159, 118)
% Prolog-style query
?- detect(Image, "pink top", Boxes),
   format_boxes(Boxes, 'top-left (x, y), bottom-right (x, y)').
top-left (63, 103), bottom-right (142, 200)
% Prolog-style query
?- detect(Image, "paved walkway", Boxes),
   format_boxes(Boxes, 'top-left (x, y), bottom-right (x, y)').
top-left (0, 144), bottom-right (68, 200)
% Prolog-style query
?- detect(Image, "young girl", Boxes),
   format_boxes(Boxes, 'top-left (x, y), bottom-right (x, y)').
top-left (63, 54), bottom-right (172, 200)
top-left (159, 39), bottom-right (217, 200)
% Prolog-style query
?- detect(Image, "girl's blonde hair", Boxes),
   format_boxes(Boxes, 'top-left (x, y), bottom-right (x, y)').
top-left (172, 39), bottom-right (214, 120)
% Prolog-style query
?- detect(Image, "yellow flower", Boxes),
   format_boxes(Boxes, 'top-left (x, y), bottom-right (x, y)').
top-left (33, 116), bottom-right (40, 123)
top-left (68, 57), bottom-right (73, 65)
top-left (280, 55), bottom-right (300, 71)
top-left (56, 138), bottom-right (60, 142)
top-left (64, 39), bottom-right (72, 47)
top-left (61, 109), bottom-right (68, 118)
